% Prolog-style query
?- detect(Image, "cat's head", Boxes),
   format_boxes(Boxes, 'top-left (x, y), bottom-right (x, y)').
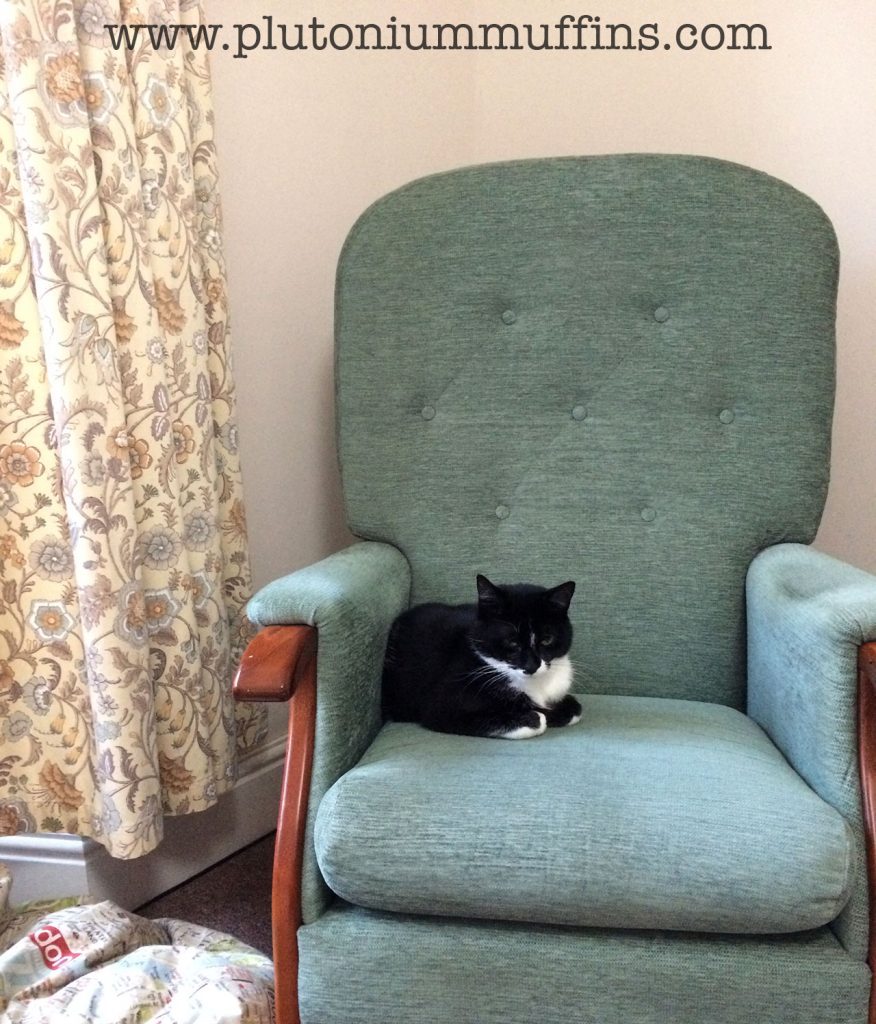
top-left (472, 574), bottom-right (575, 676)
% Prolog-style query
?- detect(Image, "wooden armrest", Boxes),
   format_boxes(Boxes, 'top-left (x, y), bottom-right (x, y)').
top-left (232, 623), bottom-right (319, 1024)
top-left (232, 624), bottom-right (317, 702)
top-left (862, 643), bottom-right (876, 688)
top-left (857, 642), bottom-right (876, 1024)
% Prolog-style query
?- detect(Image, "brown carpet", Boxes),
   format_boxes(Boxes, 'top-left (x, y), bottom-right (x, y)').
top-left (136, 832), bottom-right (275, 956)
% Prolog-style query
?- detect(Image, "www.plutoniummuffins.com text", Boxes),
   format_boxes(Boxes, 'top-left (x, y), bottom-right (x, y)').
top-left (104, 17), bottom-right (772, 59)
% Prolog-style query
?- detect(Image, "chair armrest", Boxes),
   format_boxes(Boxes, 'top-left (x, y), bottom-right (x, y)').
top-left (747, 542), bottom-right (876, 959)
top-left (234, 539), bottom-right (410, 704)
top-left (747, 543), bottom-right (876, 783)
top-left (242, 539), bottom-right (410, 716)
top-left (240, 541), bottom-right (411, 933)
top-left (233, 625), bottom-right (317, 702)
top-left (246, 540), bottom-right (410, 632)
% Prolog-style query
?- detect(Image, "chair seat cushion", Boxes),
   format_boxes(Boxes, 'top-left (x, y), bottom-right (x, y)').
top-left (314, 695), bottom-right (854, 934)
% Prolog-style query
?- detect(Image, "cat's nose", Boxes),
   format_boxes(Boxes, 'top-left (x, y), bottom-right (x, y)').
top-left (523, 654), bottom-right (540, 675)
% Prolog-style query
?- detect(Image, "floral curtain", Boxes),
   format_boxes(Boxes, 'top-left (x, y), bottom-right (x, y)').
top-left (0, 0), bottom-right (265, 857)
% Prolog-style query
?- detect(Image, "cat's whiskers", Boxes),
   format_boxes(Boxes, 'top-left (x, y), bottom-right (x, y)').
top-left (463, 658), bottom-right (515, 699)
top-left (465, 663), bottom-right (503, 689)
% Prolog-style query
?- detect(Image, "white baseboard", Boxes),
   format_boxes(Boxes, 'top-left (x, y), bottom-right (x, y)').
top-left (0, 731), bottom-right (287, 910)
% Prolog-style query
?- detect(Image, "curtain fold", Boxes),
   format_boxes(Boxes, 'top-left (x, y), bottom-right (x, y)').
top-left (0, 0), bottom-right (265, 857)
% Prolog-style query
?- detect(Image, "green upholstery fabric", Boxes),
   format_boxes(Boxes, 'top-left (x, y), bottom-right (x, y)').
top-left (298, 903), bottom-right (871, 1024)
top-left (246, 542), bottom-right (411, 923)
top-left (315, 695), bottom-right (853, 934)
top-left (244, 158), bottom-right (864, 1021)
top-left (336, 154), bottom-right (838, 708)
top-left (748, 543), bottom-right (876, 961)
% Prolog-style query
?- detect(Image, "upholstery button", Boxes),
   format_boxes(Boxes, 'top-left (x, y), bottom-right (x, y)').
top-left (571, 405), bottom-right (587, 421)
top-left (421, 405), bottom-right (436, 420)
top-left (501, 310), bottom-right (517, 325)
top-left (719, 409), bottom-right (735, 424)
top-left (495, 504), bottom-right (510, 520)
top-left (653, 306), bottom-right (670, 323)
top-left (641, 507), bottom-right (656, 522)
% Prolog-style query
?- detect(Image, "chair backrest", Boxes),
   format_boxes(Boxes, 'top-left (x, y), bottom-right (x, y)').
top-left (335, 155), bottom-right (837, 708)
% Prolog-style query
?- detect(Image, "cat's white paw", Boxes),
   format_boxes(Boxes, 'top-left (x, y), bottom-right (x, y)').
top-left (567, 713), bottom-right (582, 726)
top-left (496, 712), bottom-right (547, 740)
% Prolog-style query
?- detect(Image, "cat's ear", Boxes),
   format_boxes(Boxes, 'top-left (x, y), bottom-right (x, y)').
top-left (547, 580), bottom-right (575, 613)
top-left (476, 574), bottom-right (503, 609)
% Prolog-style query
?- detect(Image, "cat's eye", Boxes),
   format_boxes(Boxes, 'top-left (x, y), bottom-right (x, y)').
top-left (540, 633), bottom-right (555, 647)
top-left (504, 639), bottom-right (521, 652)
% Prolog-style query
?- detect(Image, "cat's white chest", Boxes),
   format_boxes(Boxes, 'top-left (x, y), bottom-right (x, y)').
top-left (476, 652), bottom-right (574, 708)
top-left (521, 655), bottom-right (573, 707)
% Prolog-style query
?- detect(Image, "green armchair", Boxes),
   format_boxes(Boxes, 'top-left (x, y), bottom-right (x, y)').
top-left (234, 155), bottom-right (876, 1024)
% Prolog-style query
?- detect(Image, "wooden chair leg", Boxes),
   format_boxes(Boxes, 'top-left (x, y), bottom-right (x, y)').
top-left (857, 643), bottom-right (876, 1024)
top-left (272, 643), bottom-right (317, 1024)
top-left (233, 625), bottom-right (318, 1024)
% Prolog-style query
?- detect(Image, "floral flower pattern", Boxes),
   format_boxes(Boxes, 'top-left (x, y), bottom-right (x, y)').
top-left (38, 47), bottom-right (87, 124)
top-left (188, 569), bottom-right (213, 611)
top-left (0, 800), bottom-right (36, 834)
top-left (144, 588), bottom-right (180, 630)
top-left (0, 441), bottom-right (44, 486)
top-left (27, 600), bottom-right (75, 642)
top-left (22, 677), bottom-right (53, 717)
top-left (128, 437), bottom-right (152, 478)
top-left (153, 277), bottom-right (186, 333)
top-left (141, 173), bottom-right (162, 217)
top-left (81, 70), bottom-right (117, 124)
top-left (75, 0), bottom-right (112, 46)
top-left (183, 509), bottom-right (216, 551)
top-left (0, 303), bottom-right (27, 348)
top-left (172, 420), bottom-right (195, 463)
top-left (29, 539), bottom-right (73, 582)
top-left (140, 73), bottom-right (176, 129)
top-left (137, 526), bottom-right (182, 569)
top-left (114, 582), bottom-right (149, 646)
top-left (0, 0), bottom-right (265, 857)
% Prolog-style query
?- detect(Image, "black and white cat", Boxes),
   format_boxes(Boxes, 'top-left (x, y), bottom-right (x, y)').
top-left (382, 574), bottom-right (580, 739)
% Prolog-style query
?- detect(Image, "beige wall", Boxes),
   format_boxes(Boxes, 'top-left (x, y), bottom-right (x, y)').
top-left (207, 0), bottom-right (876, 586)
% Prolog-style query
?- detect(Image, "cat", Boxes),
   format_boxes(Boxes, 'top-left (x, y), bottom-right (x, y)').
top-left (381, 574), bottom-right (580, 739)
